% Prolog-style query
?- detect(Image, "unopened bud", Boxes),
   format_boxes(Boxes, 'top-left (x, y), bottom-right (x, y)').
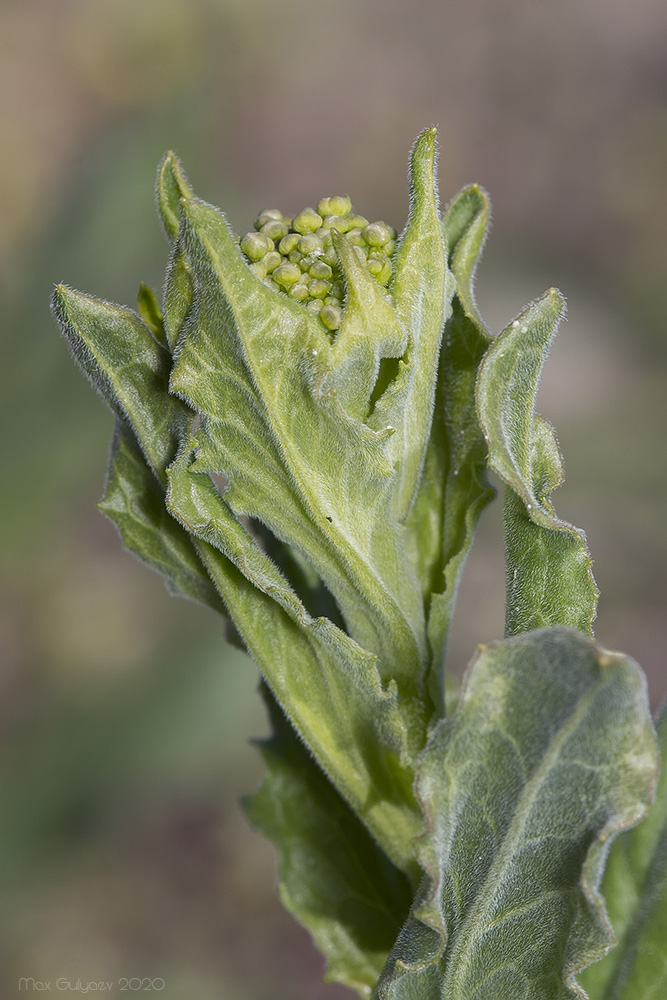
top-left (320, 303), bottom-right (343, 330)
top-left (263, 251), bottom-right (281, 273)
top-left (298, 233), bottom-right (324, 256)
top-left (261, 219), bottom-right (289, 241)
top-left (321, 215), bottom-right (349, 233)
top-left (289, 283), bottom-right (310, 301)
top-left (363, 222), bottom-right (395, 247)
top-left (346, 214), bottom-right (369, 230)
top-left (255, 209), bottom-right (286, 230)
top-left (309, 278), bottom-right (331, 299)
top-left (279, 233), bottom-right (301, 255)
top-left (241, 232), bottom-right (274, 261)
top-left (292, 208), bottom-right (323, 235)
top-left (273, 262), bottom-right (302, 288)
top-left (309, 261), bottom-right (333, 280)
top-left (317, 196), bottom-right (352, 217)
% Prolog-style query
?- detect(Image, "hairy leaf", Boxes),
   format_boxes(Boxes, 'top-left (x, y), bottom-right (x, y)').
top-left (407, 185), bottom-right (495, 705)
top-left (476, 292), bottom-right (598, 636)
top-left (168, 193), bottom-right (431, 726)
top-left (579, 706), bottom-right (667, 1000)
top-left (368, 129), bottom-right (453, 525)
top-left (166, 443), bottom-right (423, 875)
top-left (98, 420), bottom-right (221, 611)
top-left (51, 285), bottom-right (190, 482)
top-left (245, 684), bottom-right (413, 997)
top-left (375, 627), bottom-right (657, 999)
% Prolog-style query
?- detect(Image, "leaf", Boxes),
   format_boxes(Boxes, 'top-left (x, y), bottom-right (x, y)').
top-left (136, 281), bottom-right (166, 343)
top-left (367, 128), bottom-right (454, 524)
top-left (406, 185), bottom-right (495, 704)
top-left (476, 292), bottom-right (599, 636)
top-left (245, 683), bottom-right (413, 997)
top-left (51, 285), bottom-right (191, 483)
top-left (98, 420), bottom-right (223, 613)
top-left (168, 192), bottom-right (432, 724)
top-left (156, 149), bottom-right (192, 243)
top-left (166, 442), bottom-right (424, 875)
top-left (375, 627), bottom-right (658, 1000)
top-left (578, 706), bottom-right (667, 1000)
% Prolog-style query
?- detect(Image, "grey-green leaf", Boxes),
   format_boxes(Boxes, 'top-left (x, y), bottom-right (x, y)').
top-left (168, 194), bottom-right (431, 726)
top-left (476, 292), bottom-right (598, 636)
top-left (156, 149), bottom-right (192, 243)
top-left (375, 627), bottom-right (657, 1000)
top-left (51, 285), bottom-right (191, 482)
top-left (166, 444), bottom-right (423, 875)
top-left (98, 419), bottom-right (223, 613)
top-left (578, 706), bottom-right (667, 1000)
top-left (407, 185), bottom-right (495, 705)
top-left (245, 683), bottom-right (413, 997)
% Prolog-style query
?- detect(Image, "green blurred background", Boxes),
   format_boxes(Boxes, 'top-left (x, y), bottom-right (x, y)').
top-left (1, 1), bottom-right (666, 996)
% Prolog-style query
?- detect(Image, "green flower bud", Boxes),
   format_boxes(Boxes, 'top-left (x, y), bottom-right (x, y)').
top-left (309, 278), bottom-right (331, 299)
top-left (288, 250), bottom-right (304, 265)
top-left (261, 219), bottom-right (289, 241)
top-left (363, 222), bottom-right (395, 247)
top-left (346, 214), bottom-right (369, 230)
top-left (298, 233), bottom-right (324, 256)
top-left (317, 195), bottom-right (352, 217)
top-left (315, 228), bottom-right (334, 247)
top-left (289, 283), bottom-right (310, 301)
top-left (241, 231), bottom-right (274, 261)
top-left (320, 302), bottom-right (343, 330)
top-left (279, 233), bottom-right (301, 255)
top-left (273, 262), bottom-right (302, 288)
top-left (321, 215), bottom-right (350, 232)
top-left (309, 260), bottom-right (333, 280)
top-left (292, 208), bottom-right (323, 235)
top-left (353, 245), bottom-right (369, 263)
top-left (321, 247), bottom-right (337, 267)
top-left (305, 298), bottom-right (322, 312)
top-left (331, 280), bottom-right (345, 300)
top-left (248, 260), bottom-right (268, 278)
top-left (300, 253), bottom-right (321, 272)
top-left (263, 250), bottom-right (282, 273)
top-left (255, 208), bottom-right (286, 230)
top-left (345, 228), bottom-right (366, 247)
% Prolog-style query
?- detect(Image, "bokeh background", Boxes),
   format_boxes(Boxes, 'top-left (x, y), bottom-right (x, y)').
top-left (1, 0), bottom-right (666, 997)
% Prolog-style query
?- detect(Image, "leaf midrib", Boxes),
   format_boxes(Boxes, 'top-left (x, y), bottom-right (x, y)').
top-left (440, 676), bottom-right (605, 996)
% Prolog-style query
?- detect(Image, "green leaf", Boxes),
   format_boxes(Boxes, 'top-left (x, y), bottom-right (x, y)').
top-left (407, 185), bottom-right (495, 704)
top-left (98, 420), bottom-right (223, 613)
top-left (579, 706), bottom-right (667, 1000)
top-left (166, 442), bottom-right (424, 875)
top-left (168, 193), bottom-right (432, 727)
top-left (136, 281), bottom-right (166, 343)
top-left (476, 292), bottom-right (598, 636)
top-left (245, 683), bottom-right (413, 997)
top-left (368, 128), bottom-right (454, 524)
top-left (51, 285), bottom-right (191, 483)
top-left (156, 149), bottom-right (192, 243)
top-left (375, 627), bottom-right (658, 999)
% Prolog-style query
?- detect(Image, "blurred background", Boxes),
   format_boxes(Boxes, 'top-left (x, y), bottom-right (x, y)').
top-left (1, 0), bottom-right (666, 996)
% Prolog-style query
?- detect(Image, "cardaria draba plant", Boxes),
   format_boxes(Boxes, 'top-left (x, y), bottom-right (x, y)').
top-left (52, 129), bottom-right (666, 999)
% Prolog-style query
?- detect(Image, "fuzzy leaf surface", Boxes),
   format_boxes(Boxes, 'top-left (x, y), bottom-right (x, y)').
top-left (168, 193), bottom-right (432, 732)
top-left (167, 444), bottom-right (423, 875)
top-left (51, 285), bottom-right (191, 482)
top-left (245, 684), bottom-right (413, 997)
top-left (408, 185), bottom-right (495, 705)
top-left (579, 706), bottom-right (667, 1000)
top-left (476, 293), bottom-right (598, 636)
top-left (375, 627), bottom-right (657, 1000)
top-left (98, 420), bottom-right (221, 611)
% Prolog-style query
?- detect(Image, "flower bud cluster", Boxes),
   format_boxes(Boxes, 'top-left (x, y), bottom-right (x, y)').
top-left (239, 196), bottom-right (397, 331)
